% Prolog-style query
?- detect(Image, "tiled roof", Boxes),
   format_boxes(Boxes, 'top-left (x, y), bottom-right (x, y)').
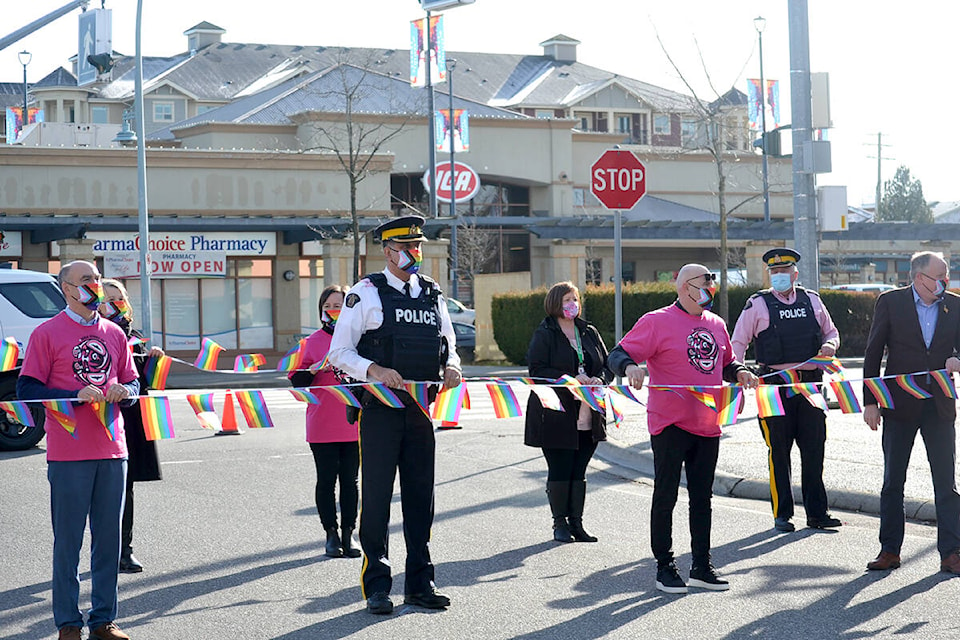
top-left (33, 67), bottom-right (78, 88)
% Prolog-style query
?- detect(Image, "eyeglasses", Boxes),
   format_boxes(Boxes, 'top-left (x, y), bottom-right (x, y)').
top-left (685, 273), bottom-right (717, 287)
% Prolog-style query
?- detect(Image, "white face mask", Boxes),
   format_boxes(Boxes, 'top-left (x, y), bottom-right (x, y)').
top-left (770, 272), bottom-right (793, 293)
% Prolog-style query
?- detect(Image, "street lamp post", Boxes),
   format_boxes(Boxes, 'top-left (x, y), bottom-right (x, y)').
top-left (447, 59), bottom-right (458, 299)
top-left (134, 0), bottom-right (153, 343)
top-left (17, 50), bottom-right (31, 139)
top-left (754, 16), bottom-right (770, 223)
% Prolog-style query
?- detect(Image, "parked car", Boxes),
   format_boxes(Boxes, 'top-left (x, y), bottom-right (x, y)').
top-left (0, 269), bottom-right (65, 451)
top-left (447, 297), bottom-right (475, 325)
top-left (453, 321), bottom-right (475, 363)
top-left (827, 283), bottom-right (895, 293)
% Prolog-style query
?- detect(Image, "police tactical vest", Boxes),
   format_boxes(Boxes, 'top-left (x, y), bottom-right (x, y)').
top-left (356, 273), bottom-right (445, 382)
top-left (753, 288), bottom-right (822, 365)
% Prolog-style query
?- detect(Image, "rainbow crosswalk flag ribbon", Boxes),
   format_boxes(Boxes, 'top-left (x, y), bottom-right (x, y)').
top-left (863, 378), bottom-right (895, 409)
top-left (323, 385), bottom-right (362, 408)
top-left (0, 337), bottom-right (19, 372)
top-left (715, 386), bottom-right (743, 426)
top-left (486, 382), bottom-right (522, 419)
top-left (809, 355), bottom-right (843, 374)
top-left (895, 374), bottom-right (934, 399)
top-left (139, 396), bottom-right (175, 440)
top-left (276, 340), bottom-right (305, 372)
top-left (687, 386), bottom-right (717, 411)
top-left (186, 392), bottom-right (222, 430)
top-left (608, 385), bottom-right (644, 405)
top-left (362, 383), bottom-right (405, 409)
top-left (432, 384), bottom-right (467, 423)
top-left (795, 382), bottom-right (828, 412)
top-left (756, 384), bottom-right (786, 418)
top-left (931, 369), bottom-right (959, 399)
top-left (0, 400), bottom-right (35, 428)
top-left (194, 338), bottom-right (225, 371)
top-left (235, 390), bottom-right (274, 428)
top-left (144, 354), bottom-right (172, 391)
top-left (828, 379), bottom-right (863, 414)
top-left (43, 400), bottom-right (77, 438)
top-left (93, 401), bottom-right (122, 441)
top-left (404, 382), bottom-right (432, 417)
top-left (289, 388), bottom-right (323, 404)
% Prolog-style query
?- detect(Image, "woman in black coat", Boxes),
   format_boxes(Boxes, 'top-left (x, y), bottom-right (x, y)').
top-left (100, 278), bottom-right (163, 574)
top-left (524, 281), bottom-right (611, 543)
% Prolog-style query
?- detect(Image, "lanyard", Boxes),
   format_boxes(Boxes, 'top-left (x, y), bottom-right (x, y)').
top-left (571, 328), bottom-right (585, 375)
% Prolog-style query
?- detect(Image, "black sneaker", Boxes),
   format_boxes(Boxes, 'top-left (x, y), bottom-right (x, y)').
top-left (403, 587), bottom-right (451, 609)
top-left (366, 592), bottom-right (393, 615)
top-left (774, 517), bottom-right (795, 532)
top-left (689, 564), bottom-right (730, 591)
top-left (807, 514), bottom-right (842, 529)
top-left (656, 562), bottom-right (688, 594)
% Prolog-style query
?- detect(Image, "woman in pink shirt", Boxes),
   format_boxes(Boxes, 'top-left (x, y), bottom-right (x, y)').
top-left (290, 285), bottom-right (360, 558)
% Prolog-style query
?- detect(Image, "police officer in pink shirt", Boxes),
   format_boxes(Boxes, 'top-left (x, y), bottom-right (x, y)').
top-left (731, 248), bottom-right (842, 534)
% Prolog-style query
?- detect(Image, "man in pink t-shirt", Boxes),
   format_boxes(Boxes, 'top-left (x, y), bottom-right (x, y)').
top-left (608, 264), bottom-right (757, 596)
top-left (18, 261), bottom-right (139, 640)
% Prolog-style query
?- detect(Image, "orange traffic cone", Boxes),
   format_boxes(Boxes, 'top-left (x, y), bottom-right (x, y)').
top-left (215, 389), bottom-right (243, 436)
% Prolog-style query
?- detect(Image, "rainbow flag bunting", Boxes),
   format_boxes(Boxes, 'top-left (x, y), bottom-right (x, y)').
top-left (756, 385), bottom-right (787, 417)
top-left (127, 335), bottom-right (146, 350)
top-left (0, 337), bottom-right (19, 372)
top-left (234, 354), bottom-right (265, 372)
top-left (323, 385), bottom-right (362, 408)
top-left (688, 386), bottom-right (717, 411)
top-left (289, 388), bottom-right (322, 404)
top-left (186, 392), bottom-right (222, 430)
top-left (0, 401), bottom-right (34, 428)
top-left (931, 369), bottom-right (959, 399)
top-left (43, 400), bottom-right (77, 438)
top-left (796, 382), bottom-right (828, 412)
top-left (716, 386), bottom-right (744, 426)
top-left (432, 384), bottom-right (467, 423)
top-left (250, 353), bottom-right (266, 367)
top-left (362, 383), bottom-right (405, 409)
top-left (144, 354), bottom-right (172, 391)
top-left (528, 384), bottom-right (565, 412)
top-left (486, 383), bottom-right (522, 419)
top-left (404, 382), bottom-right (433, 417)
top-left (140, 396), bottom-right (175, 440)
top-left (462, 385), bottom-right (471, 410)
top-left (235, 390), bottom-right (274, 428)
top-left (93, 401), bottom-right (122, 441)
top-left (605, 390), bottom-right (626, 428)
top-left (557, 374), bottom-right (580, 387)
top-left (608, 385), bottom-right (644, 405)
top-left (829, 379), bottom-right (863, 414)
top-left (276, 340), bottom-right (306, 372)
top-left (309, 354), bottom-right (330, 374)
top-left (194, 338), bottom-right (225, 371)
top-left (864, 378), bottom-right (895, 409)
top-left (809, 355), bottom-right (844, 374)
top-left (776, 369), bottom-right (800, 385)
top-left (895, 374), bottom-right (934, 399)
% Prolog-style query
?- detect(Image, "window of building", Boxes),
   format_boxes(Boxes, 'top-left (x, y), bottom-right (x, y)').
top-left (681, 118), bottom-right (700, 148)
top-left (622, 261), bottom-right (636, 284)
top-left (616, 115), bottom-right (632, 134)
top-left (153, 102), bottom-right (174, 122)
top-left (91, 106), bottom-right (108, 124)
top-left (653, 114), bottom-right (671, 135)
top-left (298, 258), bottom-right (328, 335)
top-left (197, 105), bottom-right (217, 115)
top-left (535, 109), bottom-right (554, 119)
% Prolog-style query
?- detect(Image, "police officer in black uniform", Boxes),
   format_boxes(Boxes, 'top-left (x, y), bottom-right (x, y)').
top-left (731, 248), bottom-right (843, 532)
top-left (327, 215), bottom-right (462, 615)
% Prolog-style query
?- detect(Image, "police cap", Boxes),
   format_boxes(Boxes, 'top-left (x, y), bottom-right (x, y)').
top-left (374, 215), bottom-right (426, 244)
top-left (762, 248), bottom-right (801, 269)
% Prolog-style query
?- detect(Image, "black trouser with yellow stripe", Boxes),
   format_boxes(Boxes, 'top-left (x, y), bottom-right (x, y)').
top-left (358, 402), bottom-right (436, 599)
top-left (758, 390), bottom-right (828, 521)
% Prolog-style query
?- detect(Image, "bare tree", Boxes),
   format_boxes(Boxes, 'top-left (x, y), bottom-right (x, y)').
top-left (822, 237), bottom-right (850, 285)
top-left (453, 220), bottom-right (497, 302)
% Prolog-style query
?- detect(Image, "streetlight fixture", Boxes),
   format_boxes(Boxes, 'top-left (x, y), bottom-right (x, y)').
top-left (754, 16), bottom-right (770, 223)
top-left (17, 50), bottom-right (31, 139)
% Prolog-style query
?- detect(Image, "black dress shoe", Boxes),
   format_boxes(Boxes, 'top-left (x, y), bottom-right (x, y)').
top-left (119, 554), bottom-right (143, 573)
top-left (403, 588), bottom-right (451, 609)
top-left (774, 517), bottom-right (795, 532)
top-left (366, 592), bottom-right (393, 615)
top-left (807, 514), bottom-right (842, 529)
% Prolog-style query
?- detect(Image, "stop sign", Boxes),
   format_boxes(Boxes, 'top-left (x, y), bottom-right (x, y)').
top-left (590, 149), bottom-right (647, 210)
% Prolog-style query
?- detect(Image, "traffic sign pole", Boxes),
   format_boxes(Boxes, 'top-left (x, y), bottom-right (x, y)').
top-left (614, 208), bottom-right (622, 343)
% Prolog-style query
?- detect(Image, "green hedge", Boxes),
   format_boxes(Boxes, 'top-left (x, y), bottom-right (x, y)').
top-left (492, 284), bottom-right (879, 365)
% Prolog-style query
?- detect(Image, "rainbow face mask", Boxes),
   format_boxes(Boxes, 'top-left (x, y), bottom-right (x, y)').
top-left (696, 283), bottom-right (717, 310)
top-left (395, 246), bottom-right (423, 274)
top-left (76, 281), bottom-right (104, 311)
top-left (102, 299), bottom-right (130, 322)
top-left (323, 308), bottom-right (341, 327)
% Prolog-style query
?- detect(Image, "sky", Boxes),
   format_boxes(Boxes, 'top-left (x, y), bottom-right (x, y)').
top-left (3, 0), bottom-right (958, 207)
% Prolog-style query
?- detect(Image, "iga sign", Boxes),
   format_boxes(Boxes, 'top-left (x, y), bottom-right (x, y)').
top-left (104, 251), bottom-right (226, 279)
top-left (422, 161), bottom-right (480, 203)
top-left (590, 150), bottom-right (647, 210)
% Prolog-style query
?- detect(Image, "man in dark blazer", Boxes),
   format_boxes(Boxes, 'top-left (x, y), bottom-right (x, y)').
top-left (862, 251), bottom-right (960, 573)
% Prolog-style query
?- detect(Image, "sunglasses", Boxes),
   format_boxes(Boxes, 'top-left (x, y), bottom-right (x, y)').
top-left (685, 273), bottom-right (717, 286)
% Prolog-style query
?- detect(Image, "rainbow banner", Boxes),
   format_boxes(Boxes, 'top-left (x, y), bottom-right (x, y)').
top-left (140, 396), bottom-right (175, 440)
top-left (0, 337), bottom-right (19, 372)
top-left (486, 382), bottom-right (522, 419)
top-left (289, 389), bottom-right (322, 404)
top-left (43, 400), bottom-right (77, 438)
top-left (931, 369), bottom-right (959, 399)
top-left (235, 390), bottom-right (274, 428)
top-left (864, 378), bottom-right (895, 409)
top-left (93, 401), bottom-right (122, 441)
top-left (0, 401), bottom-right (34, 428)
top-left (809, 356), bottom-right (843, 374)
top-left (608, 385), bottom-right (644, 405)
top-left (796, 382), bottom-right (828, 412)
top-left (362, 383), bottom-right (405, 409)
top-left (829, 379), bottom-right (862, 414)
top-left (186, 392), bottom-right (222, 430)
top-left (756, 385), bottom-right (786, 417)
top-left (144, 354), bottom-right (172, 391)
top-left (716, 386), bottom-right (744, 426)
top-left (775, 369), bottom-right (800, 385)
top-left (895, 374), bottom-right (934, 399)
top-left (432, 384), bottom-right (467, 423)
top-left (569, 385), bottom-right (605, 413)
top-left (276, 340), bottom-right (305, 372)
top-left (687, 386), bottom-right (717, 411)
top-left (194, 338), bottom-right (225, 371)
top-left (323, 385), bottom-right (362, 408)
top-left (404, 382), bottom-right (432, 417)
top-left (234, 354), bottom-right (266, 372)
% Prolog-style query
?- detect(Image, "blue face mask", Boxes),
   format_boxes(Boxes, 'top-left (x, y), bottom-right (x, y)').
top-left (770, 272), bottom-right (793, 293)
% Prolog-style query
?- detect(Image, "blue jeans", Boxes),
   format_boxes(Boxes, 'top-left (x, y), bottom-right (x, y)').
top-left (48, 459), bottom-right (127, 632)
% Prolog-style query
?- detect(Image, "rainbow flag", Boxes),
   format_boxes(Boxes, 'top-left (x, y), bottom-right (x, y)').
top-left (608, 385), bottom-right (644, 405)
top-left (829, 380), bottom-right (863, 414)
top-left (776, 369), bottom-right (800, 385)
top-left (323, 385), bottom-right (362, 408)
top-left (43, 400), bottom-right (77, 438)
top-left (0, 401), bottom-right (35, 428)
top-left (462, 385), bottom-right (471, 410)
top-left (93, 402), bottom-right (122, 441)
top-left (809, 355), bottom-right (843, 374)
top-left (362, 383), bottom-right (405, 409)
top-left (486, 383), bottom-right (522, 419)
top-left (931, 369), bottom-right (959, 399)
top-left (235, 390), bottom-right (274, 428)
top-left (796, 382), bottom-right (828, 412)
top-left (557, 374), bottom-right (580, 387)
top-left (194, 338), bottom-right (225, 371)
top-left (569, 385), bottom-right (605, 413)
top-left (186, 392), bottom-right (222, 430)
top-left (250, 353), bottom-right (266, 367)
top-left (308, 356), bottom-right (327, 374)
top-left (140, 396), bottom-right (175, 440)
top-left (0, 337), bottom-right (19, 372)
top-left (606, 390), bottom-right (626, 428)
top-left (716, 386), bottom-right (744, 426)
top-left (234, 355), bottom-right (257, 372)
top-left (127, 335), bottom-right (146, 350)
top-left (289, 388), bottom-right (323, 404)
top-left (688, 386), bottom-right (717, 411)
top-left (144, 354), bottom-right (172, 391)
top-left (756, 385), bottom-right (786, 417)
top-left (864, 378), bottom-right (895, 409)
top-left (276, 340), bottom-right (306, 372)
top-left (404, 382), bottom-right (432, 417)
top-left (432, 384), bottom-right (467, 423)
top-left (527, 384), bottom-right (564, 412)
top-left (895, 374), bottom-right (934, 399)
